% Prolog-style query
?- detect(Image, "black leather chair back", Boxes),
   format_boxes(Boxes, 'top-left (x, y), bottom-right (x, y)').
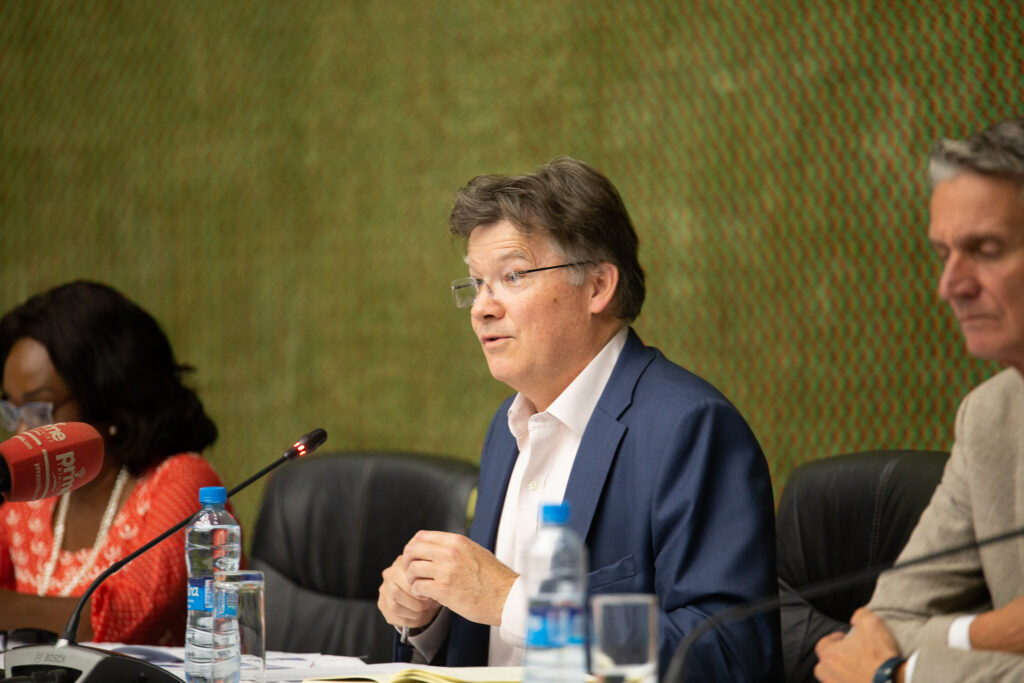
top-left (776, 449), bottom-right (948, 683)
top-left (249, 451), bottom-right (478, 662)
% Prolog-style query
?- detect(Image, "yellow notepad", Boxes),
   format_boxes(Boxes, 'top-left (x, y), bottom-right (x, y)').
top-left (304, 665), bottom-right (522, 683)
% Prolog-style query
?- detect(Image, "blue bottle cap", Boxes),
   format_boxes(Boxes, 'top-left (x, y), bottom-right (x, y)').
top-left (199, 486), bottom-right (227, 504)
top-left (540, 502), bottom-right (570, 525)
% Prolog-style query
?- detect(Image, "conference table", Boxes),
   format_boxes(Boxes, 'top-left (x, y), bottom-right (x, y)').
top-left (109, 646), bottom-right (369, 682)
top-left (0, 645), bottom-right (377, 682)
top-left (0, 644), bottom-right (521, 682)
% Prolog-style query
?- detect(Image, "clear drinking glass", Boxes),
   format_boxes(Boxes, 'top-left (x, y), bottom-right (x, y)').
top-left (590, 593), bottom-right (658, 683)
top-left (213, 569), bottom-right (265, 683)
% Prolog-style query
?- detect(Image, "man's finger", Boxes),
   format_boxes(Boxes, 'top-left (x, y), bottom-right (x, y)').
top-left (409, 576), bottom-right (437, 600)
top-left (814, 631), bottom-right (844, 657)
top-left (849, 607), bottom-right (872, 626)
top-left (404, 534), bottom-right (461, 567)
top-left (405, 557), bottom-right (441, 583)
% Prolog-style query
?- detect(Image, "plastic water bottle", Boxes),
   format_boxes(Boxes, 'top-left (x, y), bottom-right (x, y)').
top-left (185, 486), bottom-right (242, 683)
top-left (523, 502), bottom-right (588, 683)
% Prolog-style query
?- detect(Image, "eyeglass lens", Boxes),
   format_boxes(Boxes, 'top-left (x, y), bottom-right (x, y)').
top-left (0, 400), bottom-right (56, 433)
top-left (451, 279), bottom-right (480, 308)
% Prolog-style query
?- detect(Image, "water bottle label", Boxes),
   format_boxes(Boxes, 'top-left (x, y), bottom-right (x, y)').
top-left (215, 588), bottom-right (239, 618)
top-left (188, 577), bottom-right (213, 612)
top-left (526, 604), bottom-right (584, 648)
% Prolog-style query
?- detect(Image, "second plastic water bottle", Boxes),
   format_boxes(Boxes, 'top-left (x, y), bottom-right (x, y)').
top-left (523, 501), bottom-right (588, 683)
top-left (184, 486), bottom-right (242, 683)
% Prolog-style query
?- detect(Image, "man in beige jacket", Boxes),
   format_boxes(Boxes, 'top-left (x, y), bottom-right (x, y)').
top-left (815, 118), bottom-right (1024, 683)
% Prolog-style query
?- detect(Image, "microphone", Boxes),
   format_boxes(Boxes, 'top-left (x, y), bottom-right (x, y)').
top-left (2, 428), bottom-right (328, 683)
top-left (663, 522), bottom-right (1024, 682)
top-left (0, 423), bottom-right (103, 503)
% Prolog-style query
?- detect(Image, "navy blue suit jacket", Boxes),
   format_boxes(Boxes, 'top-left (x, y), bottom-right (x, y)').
top-left (413, 329), bottom-right (781, 679)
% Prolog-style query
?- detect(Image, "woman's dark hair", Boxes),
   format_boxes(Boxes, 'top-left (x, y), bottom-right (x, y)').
top-left (0, 280), bottom-right (217, 476)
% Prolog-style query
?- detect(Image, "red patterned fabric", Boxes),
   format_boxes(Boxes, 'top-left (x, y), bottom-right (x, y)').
top-left (0, 453), bottom-right (229, 645)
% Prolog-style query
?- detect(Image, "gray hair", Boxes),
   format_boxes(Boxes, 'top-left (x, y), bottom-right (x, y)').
top-left (929, 118), bottom-right (1024, 188)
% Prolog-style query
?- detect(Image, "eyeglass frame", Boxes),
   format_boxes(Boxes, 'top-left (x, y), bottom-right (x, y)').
top-left (450, 261), bottom-right (593, 309)
top-left (0, 396), bottom-right (76, 434)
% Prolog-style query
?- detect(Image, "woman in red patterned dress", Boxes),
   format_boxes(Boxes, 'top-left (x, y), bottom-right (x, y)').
top-left (0, 281), bottom-right (226, 645)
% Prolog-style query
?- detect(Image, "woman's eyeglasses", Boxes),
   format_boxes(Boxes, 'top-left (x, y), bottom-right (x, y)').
top-left (0, 397), bottom-right (74, 434)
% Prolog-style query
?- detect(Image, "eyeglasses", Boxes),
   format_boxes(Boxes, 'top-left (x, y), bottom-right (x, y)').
top-left (450, 262), bottom-right (591, 309)
top-left (0, 397), bottom-right (74, 434)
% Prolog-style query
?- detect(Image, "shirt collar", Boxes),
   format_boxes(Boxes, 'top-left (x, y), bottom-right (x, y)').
top-left (507, 326), bottom-right (628, 438)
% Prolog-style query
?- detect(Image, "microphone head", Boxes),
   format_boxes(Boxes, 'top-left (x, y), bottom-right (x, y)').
top-left (1, 422), bottom-right (104, 502)
top-left (286, 428), bottom-right (327, 459)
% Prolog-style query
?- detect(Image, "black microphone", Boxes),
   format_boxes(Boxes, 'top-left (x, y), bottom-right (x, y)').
top-left (664, 522), bottom-right (1024, 682)
top-left (2, 428), bottom-right (328, 683)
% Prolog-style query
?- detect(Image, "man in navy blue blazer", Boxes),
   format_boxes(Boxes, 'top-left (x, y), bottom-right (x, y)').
top-left (378, 156), bottom-right (781, 680)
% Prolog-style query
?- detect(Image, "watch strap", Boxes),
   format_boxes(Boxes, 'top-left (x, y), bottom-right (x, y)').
top-left (873, 655), bottom-right (907, 683)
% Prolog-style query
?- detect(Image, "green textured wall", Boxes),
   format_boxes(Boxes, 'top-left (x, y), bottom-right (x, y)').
top-left (1, 1), bottom-right (1018, 540)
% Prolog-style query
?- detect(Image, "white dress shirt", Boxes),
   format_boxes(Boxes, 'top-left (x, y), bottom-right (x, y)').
top-left (408, 327), bottom-right (627, 665)
top-left (902, 615), bottom-right (976, 683)
top-left (488, 327), bottom-right (627, 665)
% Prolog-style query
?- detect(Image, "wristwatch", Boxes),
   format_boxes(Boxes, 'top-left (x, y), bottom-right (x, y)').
top-left (873, 655), bottom-right (907, 683)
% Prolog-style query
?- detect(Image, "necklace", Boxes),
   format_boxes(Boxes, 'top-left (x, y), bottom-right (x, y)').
top-left (37, 466), bottom-right (130, 597)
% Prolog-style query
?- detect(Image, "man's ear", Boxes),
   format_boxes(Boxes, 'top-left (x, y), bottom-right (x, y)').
top-left (588, 262), bottom-right (619, 315)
